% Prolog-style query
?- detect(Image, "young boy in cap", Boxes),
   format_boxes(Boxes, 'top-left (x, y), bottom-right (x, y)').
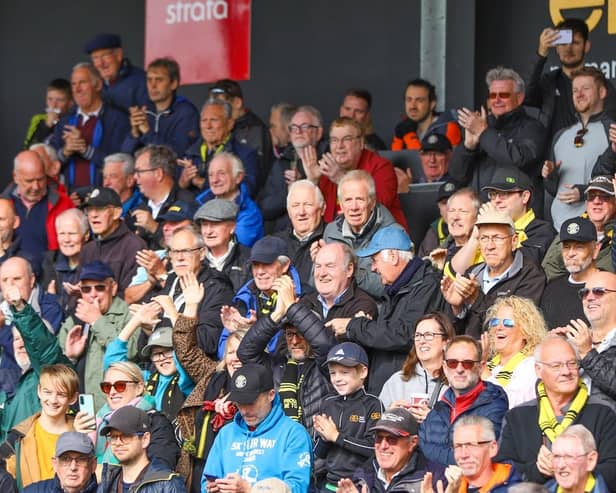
top-left (314, 342), bottom-right (383, 492)
top-left (98, 406), bottom-right (185, 492)
top-left (203, 363), bottom-right (312, 493)
top-left (6, 364), bottom-right (80, 489)
top-left (23, 431), bottom-right (97, 493)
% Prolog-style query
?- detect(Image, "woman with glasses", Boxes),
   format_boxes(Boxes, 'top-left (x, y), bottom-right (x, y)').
top-left (170, 271), bottom-right (244, 493)
top-left (73, 361), bottom-right (179, 469)
top-left (482, 295), bottom-right (547, 408)
top-left (379, 312), bottom-right (455, 422)
top-left (103, 302), bottom-right (194, 422)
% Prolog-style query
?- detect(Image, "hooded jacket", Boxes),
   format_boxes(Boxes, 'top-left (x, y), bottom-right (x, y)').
top-left (98, 457), bottom-right (186, 493)
top-left (203, 395), bottom-right (313, 493)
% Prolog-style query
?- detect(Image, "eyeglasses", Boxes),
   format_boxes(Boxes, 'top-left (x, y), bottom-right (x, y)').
top-left (106, 432), bottom-right (145, 444)
top-left (100, 380), bottom-right (138, 394)
top-left (150, 349), bottom-right (173, 362)
top-left (168, 247), bottom-right (203, 257)
top-left (288, 123), bottom-right (319, 134)
top-left (80, 284), bottom-right (107, 294)
top-left (488, 92), bottom-right (512, 100)
top-left (478, 234), bottom-right (513, 246)
top-left (133, 167), bottom-right (159, 176)
top-left (453, 441), bottom-right (492, 451)
top-left (375, 434), bottom-right (407, 446)
top-left (330, 135), bottom-right (361, 146)
top-left (488, 318), bottom-right (515, 328)
top-left (537, 360), bottom-right (580, 372)
top-left (414, 332), bottom-right (446, 341)
top-left (444, 359), bottom-right (479, 370)
top-left (586, 191), bottom-right (611, 203)
top-left (552, 452), bottom-right (589, 464)
top-left (578, 287), bottom-right (616, 299)
top-left (57, 454), bottom-right (92, 467)
top-left (487, 190), bottom-right (522, 201)
top-left (574, 127), bottom-right (588, 148)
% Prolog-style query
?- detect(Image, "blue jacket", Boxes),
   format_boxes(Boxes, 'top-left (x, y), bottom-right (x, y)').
top-left (217, 265), bottom-right (303, 359)
top-left (50, 103), bottom-right (130, 187)
top-left (103, 338), bottom-right (194, 413)
top-left (203, 394), bottom-right (312, 493)
top-left (101, 58), bottom-right (148, 112)
top-left (419, 381), bottom-right (509, 466)
top-left (24, 474), bottom-right (97, 493)
top-left (99, 458), bottom-right (186, 493)
top-left (184, 137), bottom-right (259, 197)
top-left (196, 182), bottom-right (264, 248)
top-left (121, 95), bottom-right (200, 156)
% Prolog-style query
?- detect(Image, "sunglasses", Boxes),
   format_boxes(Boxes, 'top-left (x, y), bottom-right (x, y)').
top-left (578, 287), bottom-right (616, 299)
top-left (375, 434), bottom-right (405, 445)
top-left (574, 127), bottom-right (588, 148)
top-left (80, 284), bottom-right (107, 294)
top-left (100, 380), bottom-right (138, 394)
top-left (445, 359), bottom-right (478, 370)
top-left (488, 318), bottom-right (515, 328)
top-left (488, 92), bottom-right (512, 100)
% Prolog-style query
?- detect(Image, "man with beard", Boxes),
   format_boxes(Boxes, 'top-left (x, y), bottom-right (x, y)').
top-left (526, 17), bottom-right (616, 139)
top-left (540, 217), bottom-right (599, 329)
top-left (542, 67), bottom-right (614, 230)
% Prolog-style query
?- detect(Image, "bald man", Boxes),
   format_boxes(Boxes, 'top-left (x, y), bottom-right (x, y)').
top-left (557, 270), bottom-right (616, 401)
top-left (2, 151), bottom-right (73, 271)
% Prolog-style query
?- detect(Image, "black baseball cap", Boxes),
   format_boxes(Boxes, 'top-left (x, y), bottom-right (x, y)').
top-left (84, 33), bottom-right (122, 54)
top-left (482, 167), bottom-right (532, 192)
top-left (158, 201), bottom-right (196, 222)
top-left (228, 364), bottom-right (274, 404)
top-left (100, 406), bottom-right (151, 436)
top-left (249, 236), bottom-right (288, 264)
top-left (421, 133), bottom-right (452, 152)
top-left (85, 187), bottom-right (122, 208)
top-left (560, 217), bottom-right (597, 243)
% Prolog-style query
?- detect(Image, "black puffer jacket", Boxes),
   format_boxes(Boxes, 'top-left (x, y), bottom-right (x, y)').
top-left (23, 474), bottom-right (96, 493)
top-left (299, 280), bottom-right (378, 321)
top-left (345, 257), bottom-right (445, 394)
top-left (237, 302), bottom-right (336, 438)
top-left (448, 107), bottom-right (547, 211)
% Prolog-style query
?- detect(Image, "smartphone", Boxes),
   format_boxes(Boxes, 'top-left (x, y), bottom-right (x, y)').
top-left (205, 475), bottom-right (219, 482)
top-left (78, 394), bottom-right (96, 430)
top-left (553, 29), bottom-right (573, 45)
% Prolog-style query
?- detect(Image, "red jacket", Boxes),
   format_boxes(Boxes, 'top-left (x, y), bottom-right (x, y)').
top-left (318, 149), bottom-right (409, 231)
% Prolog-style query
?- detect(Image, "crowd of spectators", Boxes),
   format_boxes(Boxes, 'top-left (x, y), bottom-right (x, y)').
top-left (2, 18), bottom-right (616, 493)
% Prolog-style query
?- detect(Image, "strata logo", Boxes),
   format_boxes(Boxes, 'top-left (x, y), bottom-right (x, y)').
top-left (166, 0), bottom-right (229, 24)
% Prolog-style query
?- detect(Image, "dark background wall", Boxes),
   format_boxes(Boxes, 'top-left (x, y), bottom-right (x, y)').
top-left (1, 1), bottom-right (615, 185)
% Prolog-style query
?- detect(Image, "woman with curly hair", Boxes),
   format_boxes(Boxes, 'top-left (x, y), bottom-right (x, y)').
top-left (379, 312), bottom-right (455, 423)
top-left (482, 295), bottom-right (548, 408)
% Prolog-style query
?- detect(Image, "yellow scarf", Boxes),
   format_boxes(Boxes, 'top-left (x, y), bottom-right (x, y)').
top-left (487, 351), bottom-right (527, 387)
top-left (556, 473), bottom-right (595, 493)
top-left (537, 380), bottom-right (588, 443)
top-left (514, 209), bottom-right (535, 246)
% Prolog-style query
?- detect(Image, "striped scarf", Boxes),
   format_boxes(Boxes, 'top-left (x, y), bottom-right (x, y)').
top-left (279, 359), bottom-right (305, 422)
top-left (537, 380), bottom-right (588, 443)
top-left (487, 352), bottom-right (527, 387)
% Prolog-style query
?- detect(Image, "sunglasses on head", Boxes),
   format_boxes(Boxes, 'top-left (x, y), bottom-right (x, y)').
top-left (488, 318), bottom-right (515, 328)
top-left (99, 380), bottom-right (137, 394)
top-left (80, 284), bottom-right (107, 294)
top-left (578, 287), bottom-right (616, 299)
top-left (444, 359), bottom-right (478, 370)
top-left (488, 92), bottom-right (512, 100)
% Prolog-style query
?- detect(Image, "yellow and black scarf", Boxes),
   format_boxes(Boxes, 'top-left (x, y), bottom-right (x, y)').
top-left (279, 359), bottom-right (305, 422)
top-left (556, 473), bottom-right (595, 493)
top-left (537, 380), bottom-right (588, 443)
top-left (487, 352), bottom-right (527, 387)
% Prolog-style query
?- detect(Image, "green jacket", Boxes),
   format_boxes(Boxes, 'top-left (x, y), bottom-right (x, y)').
top-left (541, 230), bottom-right (614, 281)
top-left (58, 297), bottom-right (135, 410)
top-left (0, 305), bottom-right (71, 441)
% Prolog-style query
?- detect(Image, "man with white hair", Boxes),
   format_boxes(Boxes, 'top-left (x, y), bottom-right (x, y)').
top-left (273, 180), bottom-right (325, 285)
top-left (102, 152), bottom-right (142, 218)
top-left (196, 152), bottom-right (264, 247)
top-left (49, 62), bottom-right (129, 189)
top-left (450, 66), bottom-right (547, 210)
top-left (545, 425), bottom-right (608, 493)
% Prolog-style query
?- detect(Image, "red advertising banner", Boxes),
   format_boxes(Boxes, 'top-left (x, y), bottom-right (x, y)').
top-left (144, 0), bottom-right (251, 85)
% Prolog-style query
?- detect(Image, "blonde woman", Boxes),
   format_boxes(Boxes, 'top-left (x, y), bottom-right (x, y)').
top-left (482, 295), bottom-right (548, 408)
